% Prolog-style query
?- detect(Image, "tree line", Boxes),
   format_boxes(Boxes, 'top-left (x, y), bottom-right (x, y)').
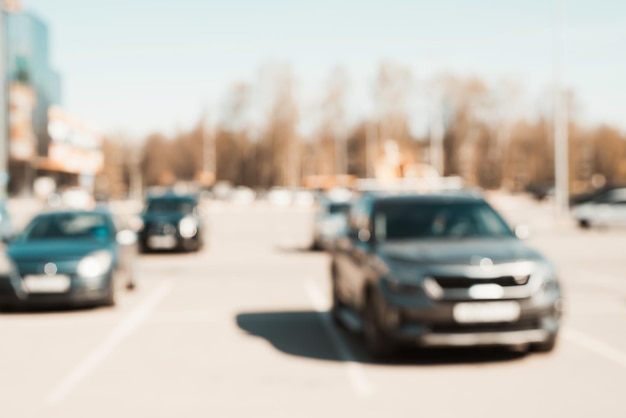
top-left (99, 62), bottom-right (626, 199)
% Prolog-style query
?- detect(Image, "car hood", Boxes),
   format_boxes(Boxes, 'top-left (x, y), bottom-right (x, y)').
top-left (378, 238), bottom-right (544, 266)
top-left (8, 240), bottom-right (112, 262)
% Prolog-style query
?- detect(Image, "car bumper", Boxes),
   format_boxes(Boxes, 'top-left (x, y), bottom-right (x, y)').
top-left (0, 273), bottom-right (112, 308)
top-left (377, 283), bottom-right (562, 348)
top-left (139, 232), bottom-right (200, 251)
top-left (420, 329), bottom-right (550, 347)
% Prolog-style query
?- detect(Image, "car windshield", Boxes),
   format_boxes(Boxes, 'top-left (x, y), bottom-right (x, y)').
top-left (328, 202), bottom-right (350, 215)
top-left (146, 198), bottom-right (195, 214)
top-left (20, 213), bottom-right (112, 241)
top-left (375, 201), bottom-right (514, 241)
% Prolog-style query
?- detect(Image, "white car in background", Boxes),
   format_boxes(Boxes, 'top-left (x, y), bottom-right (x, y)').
top-left (311, 190), bottom-right (353, 250)
top-left (61, 187), bottom-right (95, 210)
top-left (229, 186), bottom-right (256, 205)
top-left (572, 188), bottom-right (626, 228)
top-left (267, 187), bottom-right (293, 206)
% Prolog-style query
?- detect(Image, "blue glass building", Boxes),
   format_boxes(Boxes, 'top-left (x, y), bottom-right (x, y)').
top-left (6, 8), bottom-right (62, 155)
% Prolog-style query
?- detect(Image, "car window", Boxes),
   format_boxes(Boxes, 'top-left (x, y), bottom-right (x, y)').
top-left (19, 213), bottom-right (113, 241)
top-left (146, 198), bottom-right (196, 214)
top-left (609, 189), bottom-right (626, 203)
top-left (348, 198), bottom-right (371, 234)
top-left (328, 203), bottom-right (350, 215)
top-left (374, 201), bottom-right (514, 241)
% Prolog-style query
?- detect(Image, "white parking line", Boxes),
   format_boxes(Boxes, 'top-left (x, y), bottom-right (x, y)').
top-left (46, 282), bottom-right (173, 405)
top-left (564, 327), bottom-right (626, 369)
top-left (304, 280), bottom-right (372, 397)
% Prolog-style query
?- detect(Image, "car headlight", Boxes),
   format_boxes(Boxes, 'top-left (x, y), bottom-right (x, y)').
top-left (529, 265), bottom-right (559, 294)
top-left (77, 250), bottom-right (113, 279)
top-left (179, 216), bottom-right (198, 238)
top-left (383, 273), bottom-right (444, 299)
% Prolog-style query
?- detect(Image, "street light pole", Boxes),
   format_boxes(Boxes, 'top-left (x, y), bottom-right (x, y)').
top-left (429, 102), bottom-right (444, 177)
top-left (366, 121), bottom-right (375, 178)
top-left (553, 0), bottom-right (569, 217)
top-left (202, 111), bottom-right (215, 185)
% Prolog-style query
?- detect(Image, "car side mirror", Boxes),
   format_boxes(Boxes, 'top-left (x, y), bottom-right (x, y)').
top-left (358, 228), bottom-right (371, 243)
top-left (1, 234), bottom-right (14, 244)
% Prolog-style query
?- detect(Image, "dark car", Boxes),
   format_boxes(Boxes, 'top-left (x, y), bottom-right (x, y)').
top-left (0, 209), bottom-right (137, 309)
top-left (138, 194), bottom-right (204, 252)
top-left (331, 192), bottom-right (563, 358)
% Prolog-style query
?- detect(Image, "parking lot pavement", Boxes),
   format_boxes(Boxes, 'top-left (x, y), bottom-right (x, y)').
top-left (1, 197), bottom-right (625, 417)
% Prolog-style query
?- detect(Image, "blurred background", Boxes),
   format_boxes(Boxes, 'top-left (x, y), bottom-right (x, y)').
top-left (0, 0), bottom-right (624, 205)
top-left (0, 1), bottom-right (625, 418)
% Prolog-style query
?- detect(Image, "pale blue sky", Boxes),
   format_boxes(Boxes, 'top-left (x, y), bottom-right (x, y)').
top-left (26, 0), bottom-right (626, 136)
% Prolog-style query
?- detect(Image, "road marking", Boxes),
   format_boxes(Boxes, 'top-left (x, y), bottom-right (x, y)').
top-left (46, 282), bottom-right (172, 405)
top-left (304, 280), bottom-right (372, 397)
top-left (564, 327), bottom-right (626, 369)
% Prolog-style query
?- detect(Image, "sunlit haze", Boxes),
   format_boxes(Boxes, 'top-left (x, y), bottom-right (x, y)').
top-left (26, 0), bottom-right (626, 137)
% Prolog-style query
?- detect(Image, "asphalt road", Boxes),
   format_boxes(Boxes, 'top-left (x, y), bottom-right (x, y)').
top-left (1, 196), bottom-right (626, 418)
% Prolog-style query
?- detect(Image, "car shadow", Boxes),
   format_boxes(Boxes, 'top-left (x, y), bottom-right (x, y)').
top-left (236, 310), bottom-right (527, 366)
top-left (273, 245), bottom-right (325, 254)
top-left (0, 303), bottom-right (101, 315)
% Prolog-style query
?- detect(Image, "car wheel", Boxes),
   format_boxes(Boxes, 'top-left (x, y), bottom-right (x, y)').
top-left (0, 303), bottom-right (18, 312)
top-left (578, 219), bottom-right (590, 229)
top-left (102, 279), bottom-right (117, 307)
top-left (330, 278), bottom-right (346, 328)
top-left (531, 334), bottom-right (558, 353)
top-left (310, 239), bottom-right (322, 252)
top-left (363, 292), bottom-right (395, 359)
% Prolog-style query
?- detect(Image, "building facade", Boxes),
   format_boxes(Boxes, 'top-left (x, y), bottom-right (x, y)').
top-left (4, 3), bottom-right (102, 196)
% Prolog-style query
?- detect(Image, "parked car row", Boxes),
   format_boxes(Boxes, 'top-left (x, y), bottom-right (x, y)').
top-left (0, 191), bottom-right (204, 311)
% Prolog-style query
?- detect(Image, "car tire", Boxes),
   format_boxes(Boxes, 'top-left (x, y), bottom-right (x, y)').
top-left (531, 334), bottom-right (558, 353)
top-left (310, 239), bottom-right (322, 252)
top-left (102, 279), bottom-right (117, 307)
top-left (330, 278), bottom-right (346, 328)
top-left (0, 303), bottom-right (17, 312)
top-left (578, 219), bottom-right (590, 229)
top-left (363, 292), bottom-right (395, 359)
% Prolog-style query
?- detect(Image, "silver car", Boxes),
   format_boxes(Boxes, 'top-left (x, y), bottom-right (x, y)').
top-left (312, 197), bottom-right (352, 251)
top-left (573, 188), bottom-right (626, 228)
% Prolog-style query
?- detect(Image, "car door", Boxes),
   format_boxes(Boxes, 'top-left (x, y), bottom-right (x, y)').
top-left (588, 192), bottom-right (613, 226)
top-left (606, 189), bottom-right (626, 226)
top-left (333, 199), bottom-right (366, 309)
top-left (341, 199), bottom-right (374, 310)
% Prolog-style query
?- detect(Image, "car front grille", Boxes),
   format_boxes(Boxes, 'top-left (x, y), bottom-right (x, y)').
top-left (434, 275), bottom-right (530, 289)
top-left (148, 222), bottom-right (177, 235)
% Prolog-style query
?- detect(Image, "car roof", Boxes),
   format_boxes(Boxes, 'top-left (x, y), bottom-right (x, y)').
top-left (366, 190), bottom-right (484, 205)
top-left (37, 208), bottom-right (113, 217)
top-left (146, 193), bottom-right (197, 201)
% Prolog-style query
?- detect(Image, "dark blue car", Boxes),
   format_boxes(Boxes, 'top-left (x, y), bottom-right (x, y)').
top-left (138, 193), bottom-right (204, 252)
